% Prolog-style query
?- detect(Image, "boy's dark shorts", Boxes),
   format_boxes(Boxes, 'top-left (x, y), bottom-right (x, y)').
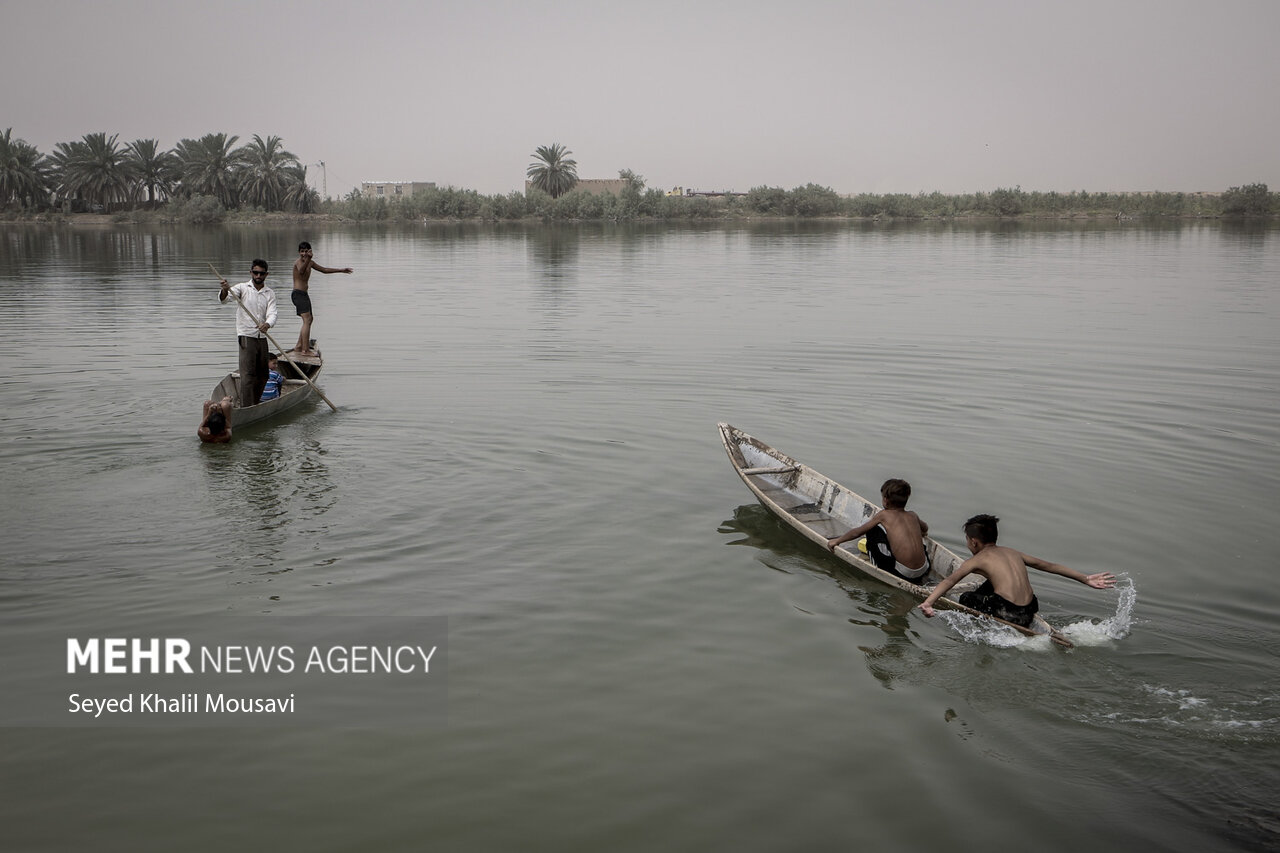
top-left (291, 289), bottom-right (313, 316)
top-left (958, 579), bottom-right (1039, 627)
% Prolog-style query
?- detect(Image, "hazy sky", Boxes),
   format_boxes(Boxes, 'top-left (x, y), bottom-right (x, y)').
top-left (3, 0), bottom-right (1277, 197)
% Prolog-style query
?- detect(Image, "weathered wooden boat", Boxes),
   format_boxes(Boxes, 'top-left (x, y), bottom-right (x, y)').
top-left (207, 347), bottom-right (324, 431)
top-left (718, 423), bottom-right (1072, 647)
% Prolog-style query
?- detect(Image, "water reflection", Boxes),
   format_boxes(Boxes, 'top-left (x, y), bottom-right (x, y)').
top-left (718, 502), bottom-right (925, 684)
top-left (1219, 218), bottom-right (1274, 245)
top-left (527, 225), bottom-right (581, 281)
top-left (741, 218), bottom-right (848, 249)
top-left (198, 411), bottom-right (335, 580)
top-left (852, 601), bottom-right (922, 690)
top-left (717, 502), bottom-right (788, 551)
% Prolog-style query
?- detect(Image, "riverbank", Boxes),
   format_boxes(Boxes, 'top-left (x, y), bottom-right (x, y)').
top-left (3, 181), bottom-right (1275, 226)
top-left (4, 209), bottom-right (1271, 228)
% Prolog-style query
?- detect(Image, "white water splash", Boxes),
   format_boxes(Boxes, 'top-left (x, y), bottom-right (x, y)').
top-left (1058, 575), bottom-right (1137, 646)
top-left (937, 575), bottom-right (1136, 650)
top-left (1146, 686), bottom-right (1209, 711)
top-left (936, 611), bottom-right (1049, 650)
top-left (1099, 684), bottom-right (1280, 734)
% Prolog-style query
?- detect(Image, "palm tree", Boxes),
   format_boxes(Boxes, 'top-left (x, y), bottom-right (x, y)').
top-left (174, 132), bottom-right (242, 207)
top-left (527, 143), bottom-right (578, 198)
top-left (0, 128), bottom-right (50, 209)
top-left (280, 164), bottom-right (320, 213)
top-left (48, 132), bottom-right (134, 212)
top-left (125, 138), bottom-right (177, 207)
top-left (237, 134), bottom-right (299, 210)
top-left (47, 139), bottom-right (89, 209)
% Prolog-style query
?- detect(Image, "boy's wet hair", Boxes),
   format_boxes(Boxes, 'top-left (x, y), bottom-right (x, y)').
top-left (206, 410), bottom-right (227, 434)
top-left (963, 514), bottom-right (1000, 544)
top-left (298, 241), bottom-right (312, 251)
top-left (880, 478), bottom-right (911, 508)
top-left (267, 353), bottom-right (278, 361)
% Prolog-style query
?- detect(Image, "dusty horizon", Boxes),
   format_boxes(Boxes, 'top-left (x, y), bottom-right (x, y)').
top-left (4, 1), bottom-right (1277, 199)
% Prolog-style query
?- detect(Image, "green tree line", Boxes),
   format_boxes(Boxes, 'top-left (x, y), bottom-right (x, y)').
top-left (0, 128), bottom-right (319, 217)
top-left (3, 128), bottom-right (1274, 222)
top-left (328, 181), bottom-right (1277, 222)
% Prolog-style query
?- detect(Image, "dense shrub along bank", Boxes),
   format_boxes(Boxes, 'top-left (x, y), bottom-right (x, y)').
top-left (308, 182), bottom-right (1275, 222)
top-left (7, 182), bottom-right (1275, 224)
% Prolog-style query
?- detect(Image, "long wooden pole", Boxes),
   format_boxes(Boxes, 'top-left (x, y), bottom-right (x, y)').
top-left (210, 263), bottom-right (338, 412)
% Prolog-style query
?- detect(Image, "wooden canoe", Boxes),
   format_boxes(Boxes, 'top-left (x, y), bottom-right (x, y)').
top-left (718, 423), bottom-right (1072, 647)
top-left (207, 347), bottom-right (324, 431)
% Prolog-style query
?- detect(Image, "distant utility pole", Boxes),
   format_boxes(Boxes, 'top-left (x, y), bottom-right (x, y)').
top-left (312, 161), bottom-right (328, 200)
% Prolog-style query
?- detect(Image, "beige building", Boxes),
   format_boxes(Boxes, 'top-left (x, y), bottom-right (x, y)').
top-left (524, 178), bottom-right (628, 196)
top-left (360, 181), bottom-right (437, 200)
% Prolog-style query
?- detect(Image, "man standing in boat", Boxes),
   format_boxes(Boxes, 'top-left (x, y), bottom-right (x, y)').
top-left (917, 514), bottom-right (1116, 626)
top-left (290, 241), bottom-right (352, 357)
top-left (218, 259), bottom-right (278, 407)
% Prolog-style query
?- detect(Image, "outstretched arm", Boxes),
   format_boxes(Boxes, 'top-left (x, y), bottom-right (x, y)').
top-left (917, 560), bottom-right (976, 617)
top-left (1023, 553), bottom-right (1116, 589)
top-left (827, 512), bottom-right (882, 552)
top-left (311, 261), bottom-right (353, 274)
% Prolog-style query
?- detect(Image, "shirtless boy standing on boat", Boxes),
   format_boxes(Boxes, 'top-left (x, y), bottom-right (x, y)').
top-left (827, 479), bottom-right (931, 583)
top-left (917, 514), bottom-right (1116, 627)
top-left (291, 241), bottom-right (352, 356)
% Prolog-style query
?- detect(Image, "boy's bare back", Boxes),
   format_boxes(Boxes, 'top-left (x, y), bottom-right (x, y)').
top-left (917, 513), bottom-right (1116, 620)
top-left (963, 544), bottom-right (1036, 606)
top-left (826, 478), bottom-right (929, 573)
top-left (878, 508), bottom-right (928, 570)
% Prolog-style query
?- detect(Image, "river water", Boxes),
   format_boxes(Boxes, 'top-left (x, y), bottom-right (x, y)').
top-left (2, 219), bottom-right (1277, 850)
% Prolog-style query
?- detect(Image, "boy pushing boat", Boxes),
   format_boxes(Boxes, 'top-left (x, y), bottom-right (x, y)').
top-left (918, 514), bottom-right (1116, 626)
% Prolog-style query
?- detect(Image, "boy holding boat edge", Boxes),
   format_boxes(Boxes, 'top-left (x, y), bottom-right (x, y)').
top-left (198, 396), bottom-right (233, 443)
top-left (917, 514), bottom-right (1116, 626)
top-left (291, 241), bottom-right (352, 357)
top-left (827, 479), bottom-right (931, 582)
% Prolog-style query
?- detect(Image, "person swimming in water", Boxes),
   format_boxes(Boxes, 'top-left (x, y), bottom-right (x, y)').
top-left (198, 396), bottom-right (233, 443)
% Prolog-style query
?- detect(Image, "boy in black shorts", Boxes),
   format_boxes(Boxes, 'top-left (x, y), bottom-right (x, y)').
top-left (827, 479), bottom-right (931, 583)
top-left (918, 514), bottom-right (1115, 626)
top-left (291, 241), bottom-right (353, 356)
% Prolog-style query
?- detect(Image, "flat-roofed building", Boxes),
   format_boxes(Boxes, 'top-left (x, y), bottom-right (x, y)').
top-left (524, 178), bottom-right (628, 196)
top-left (361, 181), bottom-right (437, 200)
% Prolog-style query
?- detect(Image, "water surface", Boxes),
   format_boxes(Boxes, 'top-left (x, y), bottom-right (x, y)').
top-left (2, 220), bottom-right (1277, 850)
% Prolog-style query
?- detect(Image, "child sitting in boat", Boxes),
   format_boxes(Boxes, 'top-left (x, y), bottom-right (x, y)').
top-left (259, 354), bottom-right (285, 401)
top-left (198, 396), bottom-right (233, 443)
top-left (917, 514), bottom-right (1116, 626)
top-left (827, 479), bottom-right (931, 583)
